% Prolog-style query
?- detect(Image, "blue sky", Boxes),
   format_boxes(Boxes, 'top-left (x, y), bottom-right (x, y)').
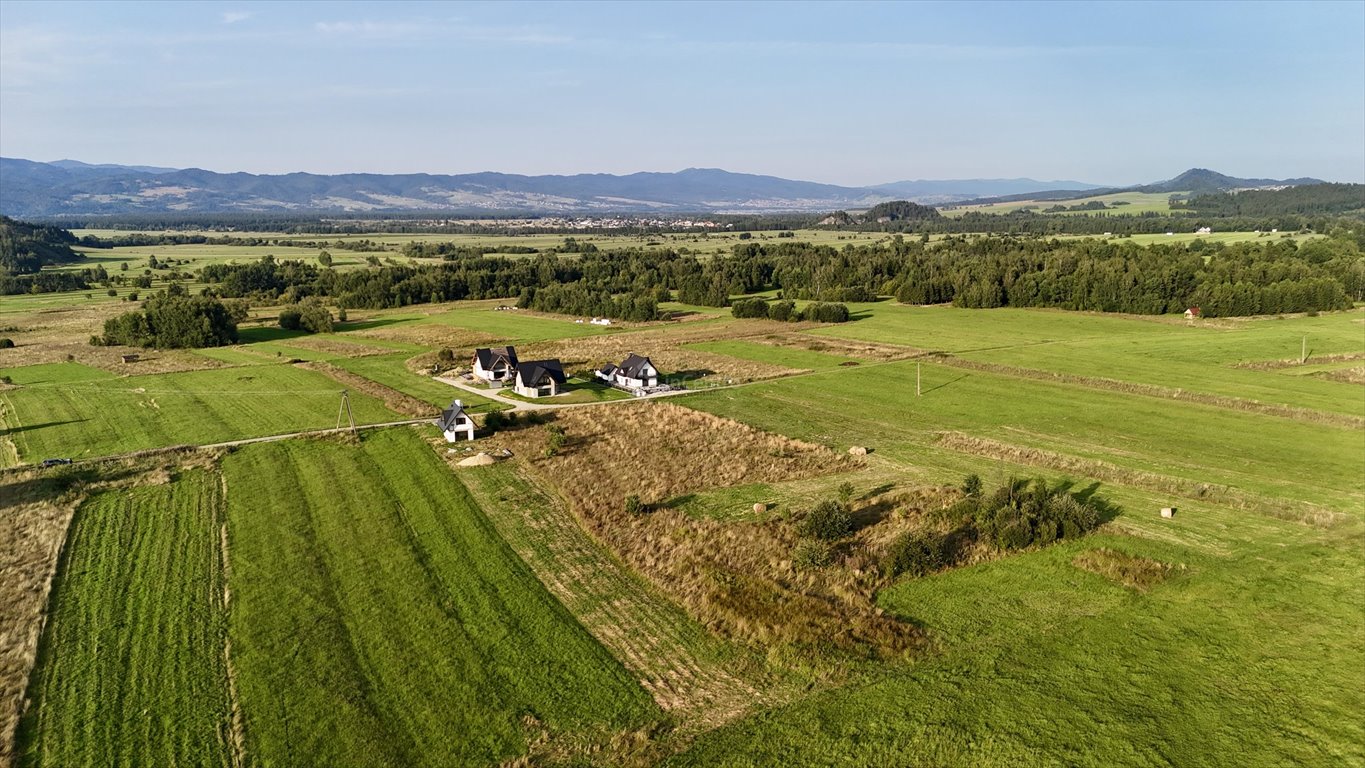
top-left (1, 0), bottom-right (1361, 185)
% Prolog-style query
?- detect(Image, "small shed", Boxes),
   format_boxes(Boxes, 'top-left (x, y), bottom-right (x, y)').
top-left (121, 354), bottom-right (140, 364)
top-left (1184, 307), bottom-right (1201, 320)
top-left (436, 399), bottom-right (475, 442)
top-left (1161, 507), bottom-right (1177, 519)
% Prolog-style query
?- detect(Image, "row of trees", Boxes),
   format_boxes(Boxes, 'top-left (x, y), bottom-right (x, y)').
top-left (731, 297), bottom-right (850, 323)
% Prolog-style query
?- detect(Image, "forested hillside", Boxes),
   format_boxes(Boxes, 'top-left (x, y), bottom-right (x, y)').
top-left (1174, 184), bottom-right (1365, 217)
top-left (0, 216), bottom-right (81, 273)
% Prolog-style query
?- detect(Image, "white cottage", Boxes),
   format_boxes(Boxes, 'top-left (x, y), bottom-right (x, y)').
top-left (513, 359), bottom-right (567, 398)
top-left (436, 399), bottom-right (475, 442)
top-left (471, 346), bottom-right (518, 384)
top-left (617, 353), bottom-right (659, 389)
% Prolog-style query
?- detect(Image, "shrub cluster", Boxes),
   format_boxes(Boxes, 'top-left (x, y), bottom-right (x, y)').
top-left (798, 499), bottom-right (853, 541)
top-left (730, 297), bottom-right (770, 318)
top-left (278, 298), bottom-right (334, 333)
top-left (883, 532), bottom-right (947, 577)
top-left (792, 539), bottom-right (833, 570)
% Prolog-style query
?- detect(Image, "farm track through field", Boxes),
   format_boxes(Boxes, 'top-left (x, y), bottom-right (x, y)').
top-left (461, 463), bottom-right (795, 733)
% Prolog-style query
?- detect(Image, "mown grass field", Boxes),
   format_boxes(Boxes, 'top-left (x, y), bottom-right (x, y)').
top-left (223, 429), bottom-right (657, 765)
top-left (0, 362), bottom-right (399, 463)
top-left (17, 469), bottom-right (232, 767)
top-left (812, 304), bottom-right (1364, 415)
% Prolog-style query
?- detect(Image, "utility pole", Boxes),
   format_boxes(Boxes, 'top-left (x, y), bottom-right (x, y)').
top-left (337, 390), bottom-right (357, 434)
top-left (1301, 335), bottom-right (1307, 364)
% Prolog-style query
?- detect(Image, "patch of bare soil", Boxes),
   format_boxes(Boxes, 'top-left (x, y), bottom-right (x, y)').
top-left (499, 403), bottom-right (927, 657)
top-left (302, 361), bottom-right (434, 417)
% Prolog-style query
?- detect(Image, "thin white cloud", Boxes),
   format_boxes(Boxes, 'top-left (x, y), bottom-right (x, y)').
top-left (221, 11), bottom-right (252, 25)
top-left (313, 18), bottom-right (570, 45)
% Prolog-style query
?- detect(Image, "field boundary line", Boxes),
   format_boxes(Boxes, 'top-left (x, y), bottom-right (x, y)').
top-left (217, 472), bottom-right (248, 768)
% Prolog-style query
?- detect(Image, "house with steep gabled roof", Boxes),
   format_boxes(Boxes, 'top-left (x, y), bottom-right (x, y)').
top-left (598, 353), bottom-right (658, 391)
top-left (436, 399), bottom-right (475, 442)
top-left (514, 359), bottom-right (567, 398)
top-left (472, 346), bottom-right (518, 384)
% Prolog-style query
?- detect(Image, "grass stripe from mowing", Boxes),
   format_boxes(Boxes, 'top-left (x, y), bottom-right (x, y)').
top-left (17, 469), bottom-right (232, 767)
top-left (222, 428), bottom-right (658, 766)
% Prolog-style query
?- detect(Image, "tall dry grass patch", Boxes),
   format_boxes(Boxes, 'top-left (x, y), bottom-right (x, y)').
top-left (500, 403), bottom-right (929, 658)
top-left (1073, 547), bottom-right (1178, 591)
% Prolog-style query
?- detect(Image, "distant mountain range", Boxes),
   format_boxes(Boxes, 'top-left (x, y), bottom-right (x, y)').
top-left (0, 158), bottom-right (1329, 217)
top-left (872, 177), bottom-right (1106, 204)
top-left (958, 168), bottom-right (1328, 206)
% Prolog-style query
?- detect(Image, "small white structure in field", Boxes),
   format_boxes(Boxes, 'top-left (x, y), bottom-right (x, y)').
top-left (1184, 307), bottom-right (1201, 320)
top-left (1161, 507), bottom-right (1177, 519)
top-left (437, 399), bottom-right (475, 442)
top-left (471, 346), bottom-right (518, 384)
top-left (1196, 226), bottom-right (1212, 234)
top-left (589, 317), bottom-right (612, 326)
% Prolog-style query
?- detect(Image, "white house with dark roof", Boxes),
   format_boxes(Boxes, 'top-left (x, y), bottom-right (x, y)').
top-left (472, 346), bottom-right (518, 384)
top-left (597, 353), bottom-right (658, 391)
top-left (514, 359), bottom-right (567, 398)
top-left (436, 399), bottom-right (475, 442)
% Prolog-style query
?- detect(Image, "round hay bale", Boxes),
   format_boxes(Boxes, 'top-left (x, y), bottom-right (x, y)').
top-left (457, 452), bottom-right (498, 467)
top-left (849, 446), bottom-right (868, 456)
top-left (753, 502), bottom-right (767, 514)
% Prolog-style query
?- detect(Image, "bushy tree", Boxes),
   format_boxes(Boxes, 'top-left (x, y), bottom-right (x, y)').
top-left (799, 499), bottom-right (853, 541)
top-left (802, 302), bottom-right (850, 323)
top-left (767, 300), bottom-right (796, 321)
top-left (730, 297), bottom-right (769, 318)
top-left (884, 531), bottom-right (946, 577)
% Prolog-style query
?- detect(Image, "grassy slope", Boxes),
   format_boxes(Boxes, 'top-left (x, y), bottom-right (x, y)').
top-left (223, 429), bottom-right (656, 766)
top-left (811, 305), bottom-right (1364, 416)
top-left (0, 363), bottom-right (399, 463)
top-left (17, 470), bottom-right (232, 767)
top-left (672, 518), bottom-right (1364, 766)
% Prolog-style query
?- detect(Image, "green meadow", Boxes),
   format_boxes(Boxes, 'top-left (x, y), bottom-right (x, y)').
top-left (18, 470), bottom-right (232, 767)
top-left (0, 362), bottom-right (399, 463)
top-left (223, 429), bottom-right (657, 765)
